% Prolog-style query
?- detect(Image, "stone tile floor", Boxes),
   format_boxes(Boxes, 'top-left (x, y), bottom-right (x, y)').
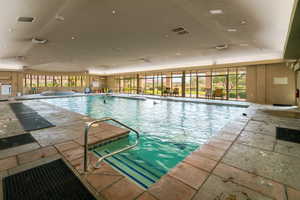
top-left (0, 100), bottom-right (299, 200)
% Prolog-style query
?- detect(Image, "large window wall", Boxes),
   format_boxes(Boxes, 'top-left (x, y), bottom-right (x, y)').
top-left (23, 73), bottom-right (106, 93)
top-left (114, 67), bottom-right (247, 101)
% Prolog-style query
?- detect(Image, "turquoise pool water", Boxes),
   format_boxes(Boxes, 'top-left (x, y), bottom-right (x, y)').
top-left (42, 96), bottom-right (245, 187)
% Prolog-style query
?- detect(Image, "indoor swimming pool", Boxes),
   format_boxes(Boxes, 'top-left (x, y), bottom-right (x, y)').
top-left (42, 96), bottom-right (245, 188)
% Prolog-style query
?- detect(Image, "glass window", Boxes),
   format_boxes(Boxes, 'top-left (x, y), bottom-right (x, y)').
top-left (53, 76), bottom-right (62, 87)
top-left (212, 75), bottom-right (227, 99)
top-left (46, 76), bottom-right (53, 87)
top-left (131, 78), bottom-right (137, 94)
top-left (38, 75), bottom-right (46, 87)
top-left (185, 73), bottom-right (191, 97)
top-left (139, 78), bottom-right (145, 94)
top-left (31, 75), bottom-right (38, 88)
top-left (76, 76), bottom-right (82, 87)
top-left (82, 76), bottom-right (87, 87)
top-left (112, 67), bottom-right (246, 101)
top-left (171, 74), bottom-right (182, 96)
top-left (114, 78), bottom-right (120, 92)
top-left (154, 76), bottom-right (162, 95)
top-left (25, 74), bottom-right (31, 88)
top-left (69, 76), bottom-right (76, 87)
top-left (62, 76), bottom-right (68, 87)
top-left (145, 78), bottom-right (154, 95)
top-left (198, 76), bottom-right (212, 98)
top-left (124, 78), bottom-right (131, 93)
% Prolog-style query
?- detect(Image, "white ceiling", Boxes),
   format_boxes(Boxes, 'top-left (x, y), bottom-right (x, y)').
top-left (0, 0), bottom-right (295, 74)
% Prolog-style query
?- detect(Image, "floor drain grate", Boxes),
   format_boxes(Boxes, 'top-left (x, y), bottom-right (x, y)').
top-left (2, 159), bottom-right (96, 200)
top-left (276, 127), bottom-right (300, 144)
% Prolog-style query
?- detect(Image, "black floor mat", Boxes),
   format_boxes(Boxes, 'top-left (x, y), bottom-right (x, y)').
top-left (273, 104), bottom-right (292, 107)
top-left (9, 103), bottom-right (55, 131)
top-left (276, 127), bottom-right (300, 144)
top-left (0, 134), bottom-right (36, 150)
top-left (3, 159), bottom-right (96, 200)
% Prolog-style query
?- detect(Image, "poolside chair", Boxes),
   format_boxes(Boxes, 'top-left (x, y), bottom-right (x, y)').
top-left (172, 88), bottom-right (179, 96)
top-left (163, 87), bottom-right (171, 96)
top-left (213, 88), bottom-right (224, 99)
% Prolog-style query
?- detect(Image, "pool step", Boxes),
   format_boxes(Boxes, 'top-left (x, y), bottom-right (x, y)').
top-left (92, 138), bottom-right (166, 189)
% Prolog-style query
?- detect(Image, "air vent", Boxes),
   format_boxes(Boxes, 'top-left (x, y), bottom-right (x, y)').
top-left (172, 27), bottom-right (189, 35)
top-left (172, 27), bottom-right (185, 32)
top-left (138, 58), bottom-right (151, 63)
top-left (18, 17), bottom-right (34, 22)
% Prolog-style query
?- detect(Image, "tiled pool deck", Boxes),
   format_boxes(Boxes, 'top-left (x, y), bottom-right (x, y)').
top-left (0, 99), bottom-right (300, 200)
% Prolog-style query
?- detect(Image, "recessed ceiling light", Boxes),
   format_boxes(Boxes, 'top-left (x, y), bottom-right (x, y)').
top-left (240, 20), bottom-right (247, 25)
top-left (175, 52), bottom-right (181, 56)
top-left (55, 14), bottom-right (65, 21)
top-left (112, 10), bottom-right (116, 14)
top-left (239, 43), bottom-right (249, 47)
top-left (32, 38), bottom-right (48, 44)
top-left (18, 17), bottom-right (34, 22)
top-left (209, 10), bottom-right (223, 15)
top-left (227, 28), bottom-right (237, 32)
top-left (71, 36), bottom-right (76, 40)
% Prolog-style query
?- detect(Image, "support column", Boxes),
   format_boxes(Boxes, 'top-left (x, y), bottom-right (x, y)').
top-left (182, 71), bottom-right (185, 97)
top-left (137, 74), bottom-right (140, 94)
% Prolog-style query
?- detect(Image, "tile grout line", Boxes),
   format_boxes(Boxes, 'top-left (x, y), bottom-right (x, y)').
top-left (189, 118), bottom-right (251, 200)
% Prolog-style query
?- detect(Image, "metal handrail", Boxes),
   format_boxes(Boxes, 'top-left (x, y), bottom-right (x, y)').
top-left (83, 117), bottom-right (140, 172)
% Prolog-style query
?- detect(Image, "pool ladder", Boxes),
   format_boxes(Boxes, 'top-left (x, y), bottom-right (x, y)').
top-left (83, 117), bottom-right (140, 172)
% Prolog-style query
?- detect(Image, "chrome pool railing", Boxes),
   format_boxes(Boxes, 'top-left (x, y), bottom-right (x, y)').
top-left (83, 117), bottom-right (140, 172)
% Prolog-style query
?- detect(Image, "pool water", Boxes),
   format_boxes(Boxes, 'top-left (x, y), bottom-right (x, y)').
top-left (42, 96), bottom-right (245, 188)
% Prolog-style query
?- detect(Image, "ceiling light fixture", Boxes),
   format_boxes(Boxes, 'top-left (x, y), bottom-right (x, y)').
top-left (55, 14), bottom-right (65, 21)
top-left (239, 43), bottom-right (249, 47)
top-left (209, 9), bottom-right (223, 15)
top-left (32, 38), bottom-right (48, 44)
top-left (112, 10), bottom-right (116, 14)
top-left (215, 44), bottom-right (228, 50)
top-left (227, 28), bottom-right (237, 32)
top-left (240, 20), bottom-right (247, 25)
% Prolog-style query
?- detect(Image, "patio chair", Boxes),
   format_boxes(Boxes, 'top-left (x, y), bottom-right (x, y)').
top-left (163, 87), bottom-right (171, 96)
top-left (172, 88), bottom-right (179, 96)
top-left (213, 88), bottom-right (224, 99)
